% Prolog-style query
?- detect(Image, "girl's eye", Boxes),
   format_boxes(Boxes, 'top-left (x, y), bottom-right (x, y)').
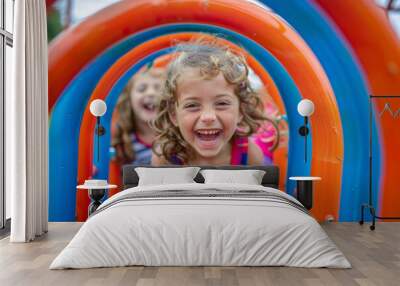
top-left (216, 101), bottom-right (231, 107)
top-left (183, 103), bottom-right (200, 110)
top-left (136, 83), bottom-right (148, 93)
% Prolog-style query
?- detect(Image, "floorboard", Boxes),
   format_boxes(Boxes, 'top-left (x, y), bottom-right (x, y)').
top-left (0, 222), bottom-right (399, 286)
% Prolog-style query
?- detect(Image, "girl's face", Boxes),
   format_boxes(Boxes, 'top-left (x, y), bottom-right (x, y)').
top-left (171, 68), bottom-right (243, 160)
top-left (130, 72), bottom-right (164, 123)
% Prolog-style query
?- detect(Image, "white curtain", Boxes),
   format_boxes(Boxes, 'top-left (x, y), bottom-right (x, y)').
top-left (6, 0), bottom-right (48, 242)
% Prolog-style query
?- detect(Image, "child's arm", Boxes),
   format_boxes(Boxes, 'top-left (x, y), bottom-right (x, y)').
top-left (247, 140), bottom-right (265, 165)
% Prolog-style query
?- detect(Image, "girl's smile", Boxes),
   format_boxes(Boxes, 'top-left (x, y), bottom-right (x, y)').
top-left (194, 128), bottom-right (223, 150)
top-left (140, 96), bottom-right (157, 113)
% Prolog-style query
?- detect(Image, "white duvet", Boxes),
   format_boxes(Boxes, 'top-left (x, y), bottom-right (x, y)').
top-left (50, 183), bottom-right (351, 269)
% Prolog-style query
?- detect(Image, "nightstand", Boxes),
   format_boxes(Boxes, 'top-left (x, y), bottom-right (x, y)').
top-left (289, 177), bottom-right (321, 210)
top-left (77, 180), bottom-right (117, 216)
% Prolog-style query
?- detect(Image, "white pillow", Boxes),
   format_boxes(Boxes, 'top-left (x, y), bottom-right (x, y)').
top-left (135, 167), bottom-right (200, 186)
top-left (200, 169), bottom-right (266, 185)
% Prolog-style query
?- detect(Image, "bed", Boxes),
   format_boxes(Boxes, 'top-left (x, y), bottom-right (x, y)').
top-left (50, 165), bottom-right (350, 269)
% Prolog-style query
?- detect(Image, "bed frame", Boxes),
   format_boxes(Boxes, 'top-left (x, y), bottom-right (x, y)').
top-left (122, 165), bottom-right (280, 190)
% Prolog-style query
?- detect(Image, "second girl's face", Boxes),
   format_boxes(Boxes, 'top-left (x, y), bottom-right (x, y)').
top-left (130, 72), bottom-right (164, 123)
top-left (171, 68), bottom-right (242, 159)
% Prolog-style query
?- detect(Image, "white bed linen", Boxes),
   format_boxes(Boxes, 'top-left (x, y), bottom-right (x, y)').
top-left (50, 183), bottom-right (350, 269)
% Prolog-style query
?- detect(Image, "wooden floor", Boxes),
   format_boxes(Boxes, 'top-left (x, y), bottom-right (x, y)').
top-left (0, 222), bottom-right (399, 286)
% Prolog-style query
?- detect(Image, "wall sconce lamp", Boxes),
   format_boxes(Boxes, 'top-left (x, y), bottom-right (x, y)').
top-left (89, 99), bottom-right (107, 162)
top-left (297, 99), bottom-right (315, 163)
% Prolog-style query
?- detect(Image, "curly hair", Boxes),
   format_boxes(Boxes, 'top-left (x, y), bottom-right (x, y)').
top-left (151, 37), bottom-right (279, 164)
top-left (111, 67), bottom-right (165, 164)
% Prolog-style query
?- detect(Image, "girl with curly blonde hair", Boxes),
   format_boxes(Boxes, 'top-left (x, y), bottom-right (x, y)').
top-left (151, 38), bottom-right (279, 166)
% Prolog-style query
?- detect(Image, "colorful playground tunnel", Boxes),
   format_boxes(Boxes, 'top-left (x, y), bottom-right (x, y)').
top-left (48, 0), bottom-right (400, 222)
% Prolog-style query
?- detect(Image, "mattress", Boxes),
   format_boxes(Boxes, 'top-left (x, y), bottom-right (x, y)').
top-left (50, 183), bottom-right (350, 269)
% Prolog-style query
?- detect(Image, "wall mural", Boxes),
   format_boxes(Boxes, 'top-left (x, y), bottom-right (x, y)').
top-left (47, 0), bottom-right (400, 222)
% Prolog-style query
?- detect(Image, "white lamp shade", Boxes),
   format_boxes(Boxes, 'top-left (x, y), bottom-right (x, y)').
top-left (297, 99), bottom-right (315, 117)
top-left (90, 99), bottom-right (107, 117)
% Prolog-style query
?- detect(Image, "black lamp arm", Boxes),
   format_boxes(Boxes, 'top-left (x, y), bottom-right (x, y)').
top-left (298, 116), bottom-right (309, 136)
top-left (298, 116), bottom-right (309, 163)
top-left (96, 117), bottom-right (106, 136)
top-left (95, 117), bottom-right (106, 162)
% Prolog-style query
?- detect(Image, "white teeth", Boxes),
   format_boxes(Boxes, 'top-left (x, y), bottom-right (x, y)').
top-left (197, 130), bottom-right (220, 135)
top-left (143, 103), bottom-right (155, 110)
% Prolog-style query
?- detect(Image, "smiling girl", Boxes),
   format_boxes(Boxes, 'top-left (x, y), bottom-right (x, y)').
top-left (151, 39), bottom-right (277, 166)
top-left (111, 67), bottom-right (165, 165)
